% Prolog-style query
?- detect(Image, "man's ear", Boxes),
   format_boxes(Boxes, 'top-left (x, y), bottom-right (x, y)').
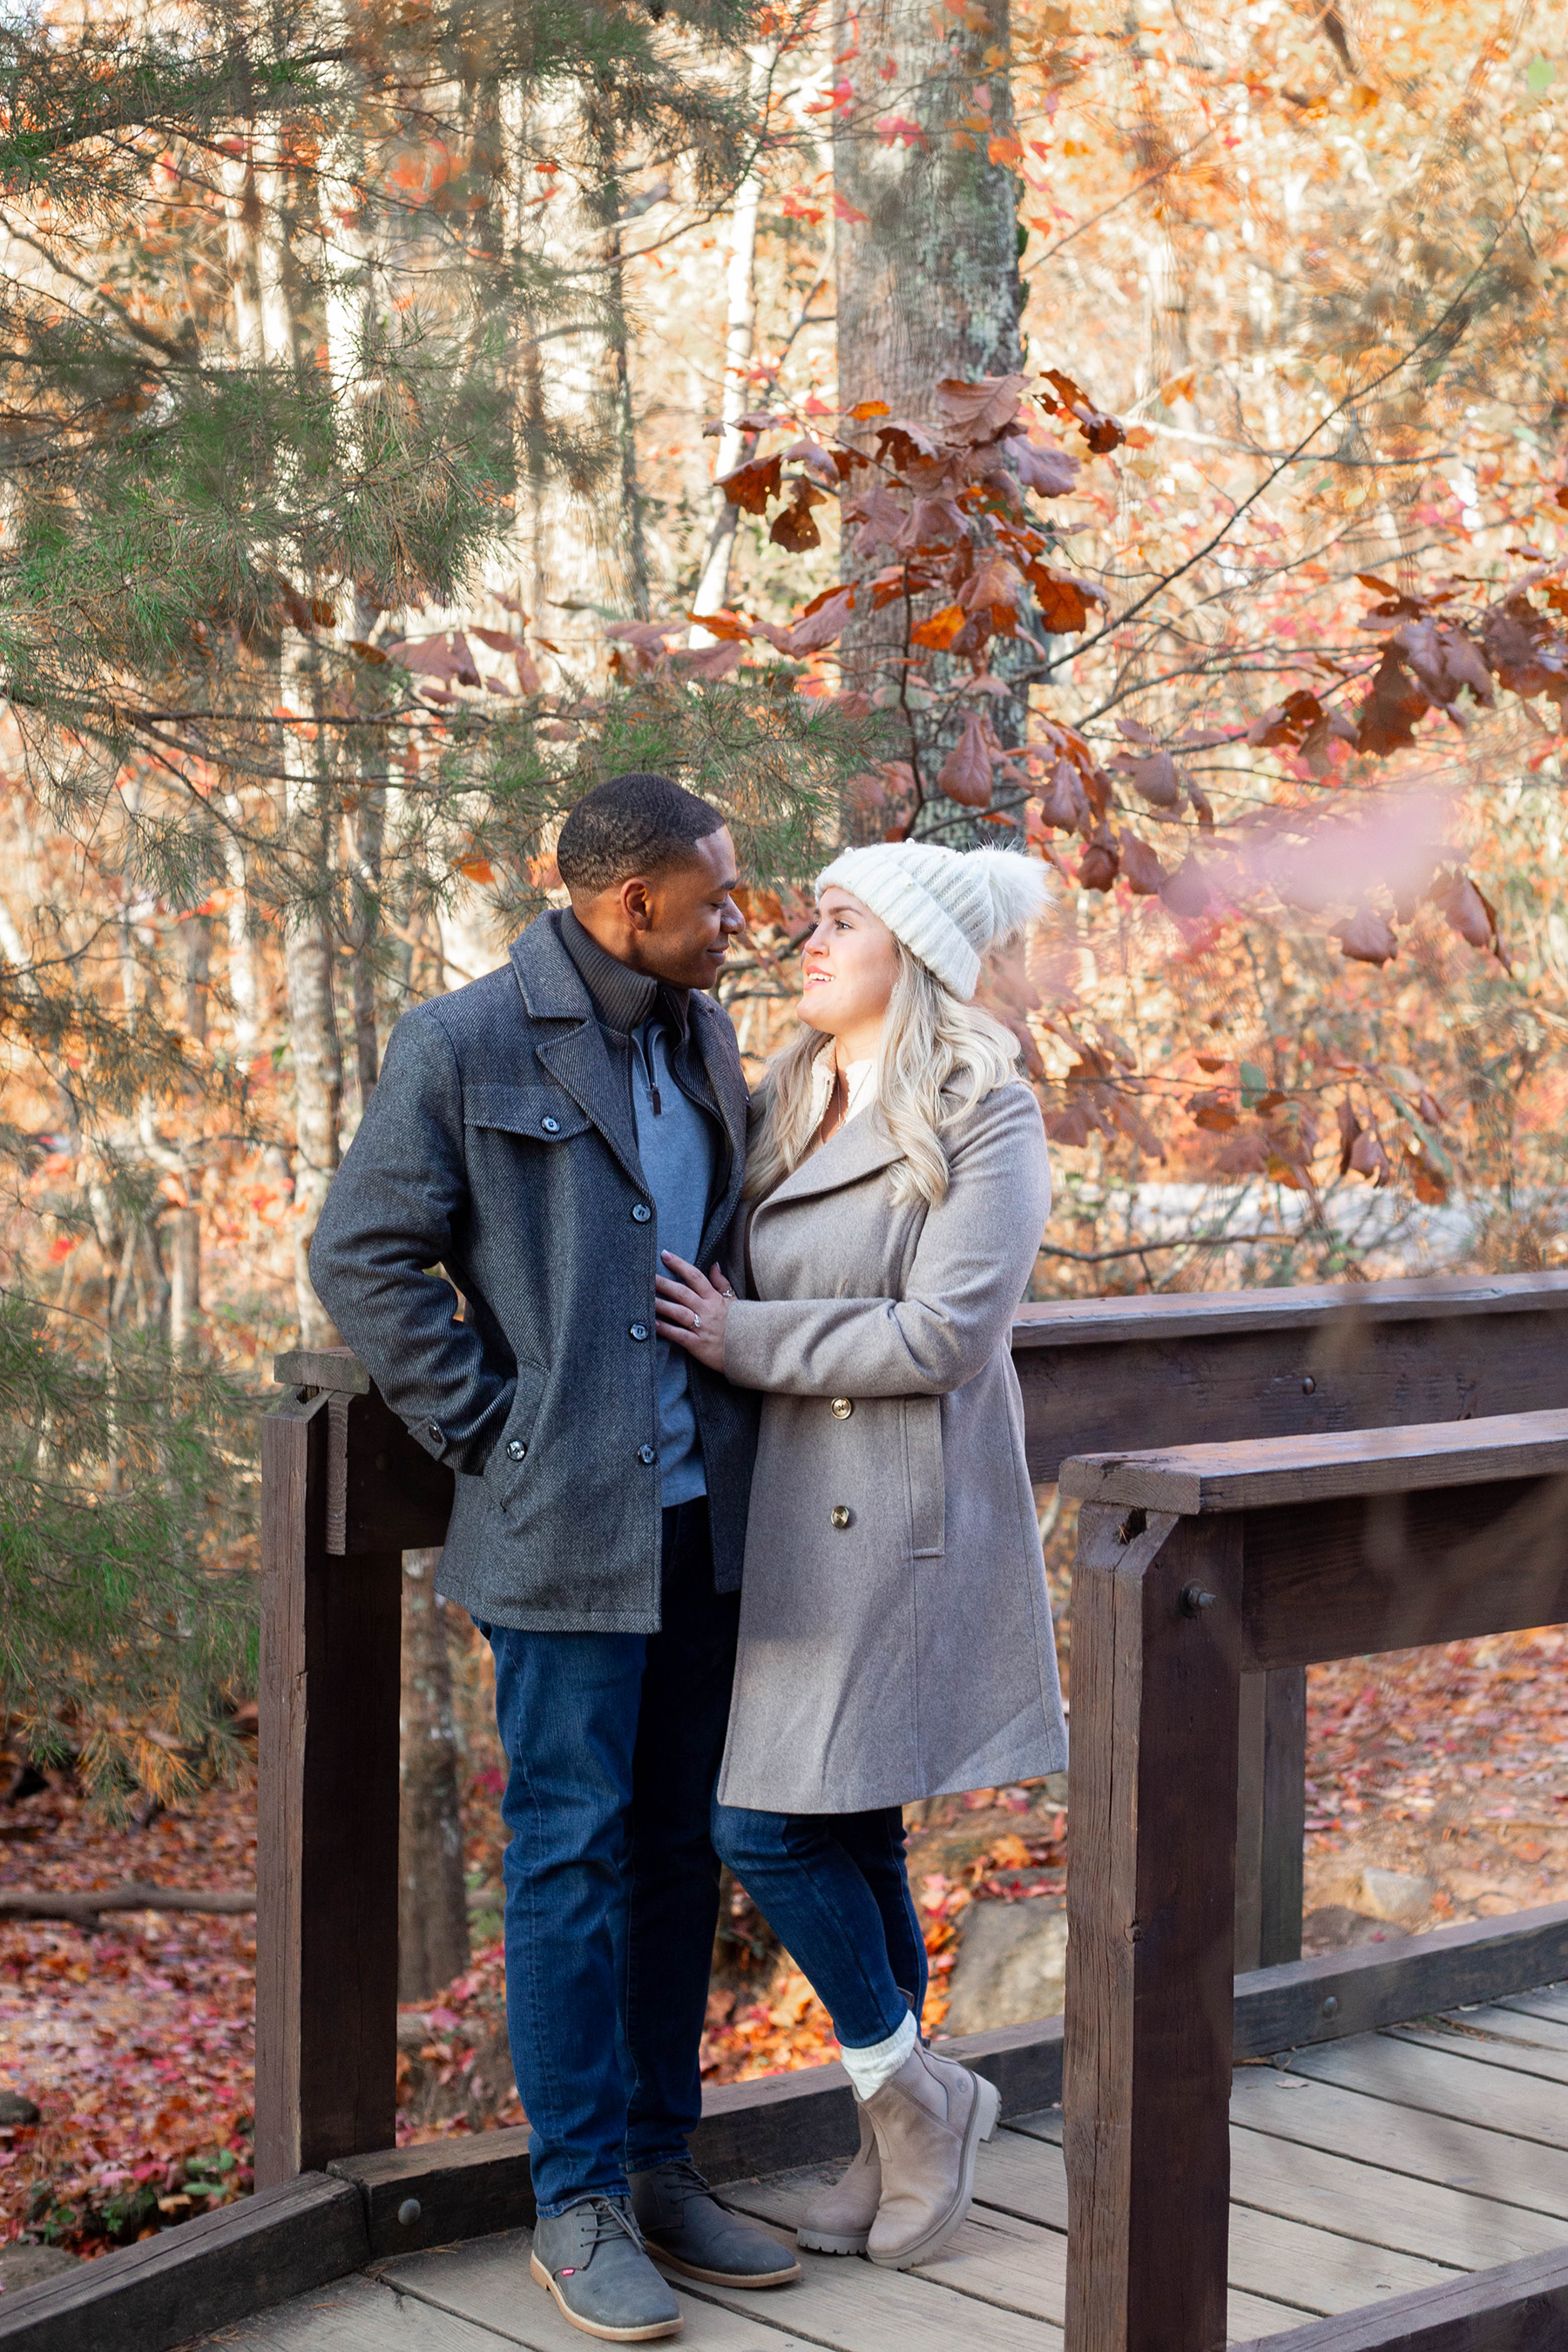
top-left (621, 876), bottom-right (655, 932)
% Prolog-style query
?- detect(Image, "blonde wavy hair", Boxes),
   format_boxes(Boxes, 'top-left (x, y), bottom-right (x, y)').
top-left (745, 937), bottom-right (1021, 1209)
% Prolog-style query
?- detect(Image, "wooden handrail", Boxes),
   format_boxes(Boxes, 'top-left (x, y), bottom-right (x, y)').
top-left (1059, 1418), bottom-right (1568, 2352)
top-left (1062, 1405), bottom-right (1568, 1513)
top-left (255, 1269), bottom-right (1568, 2190)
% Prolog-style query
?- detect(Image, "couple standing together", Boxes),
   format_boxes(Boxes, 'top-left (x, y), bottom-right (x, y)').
top-left (313, 772), bottom-right (1066, 2343)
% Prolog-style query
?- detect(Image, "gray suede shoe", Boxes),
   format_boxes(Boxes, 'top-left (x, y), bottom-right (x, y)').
top-left (530, 2196), bottom-right (682, 2342)
top-left (629, 2159), bottom-right (801, 2288)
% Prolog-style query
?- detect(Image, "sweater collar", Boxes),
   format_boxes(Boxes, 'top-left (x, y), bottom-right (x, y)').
top-left (558, 907), bottom-right (690, 1039)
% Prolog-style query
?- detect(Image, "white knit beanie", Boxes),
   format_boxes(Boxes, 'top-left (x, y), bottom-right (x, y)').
top-left (814, 842), bottom-right (1049, 1001)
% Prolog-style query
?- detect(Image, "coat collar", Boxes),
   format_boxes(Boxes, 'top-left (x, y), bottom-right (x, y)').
top-left (508, 911), bottom-right (751, 1236)
top-left (509, 914), bottom-right (644, 1191)
top-left (755, 1104), bottom-right (905, 1214)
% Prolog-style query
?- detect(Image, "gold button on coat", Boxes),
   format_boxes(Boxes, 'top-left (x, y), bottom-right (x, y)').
top-left (830, 1504), bottom-right (852, 1530)
top-left (830, 1396), bottom-right (854, 1420)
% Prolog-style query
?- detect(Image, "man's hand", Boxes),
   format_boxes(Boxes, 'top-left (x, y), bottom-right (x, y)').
top-left (654, 1252), bottom-right (733, 1372)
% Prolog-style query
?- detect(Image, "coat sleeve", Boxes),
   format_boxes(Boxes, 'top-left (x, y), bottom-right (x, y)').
top-left (721, 1084), bottom-right (1051, 1398)
top-left (308, 1008), bottom-right (513, 1473)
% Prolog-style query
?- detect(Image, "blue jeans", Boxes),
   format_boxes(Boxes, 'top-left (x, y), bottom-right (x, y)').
top-left (482, 1497), bottom-right (738, 2216)
top-left (711, 1802), bottom-right (927, 2050)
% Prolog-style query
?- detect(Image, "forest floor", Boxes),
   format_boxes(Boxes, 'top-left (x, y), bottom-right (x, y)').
top-left (3, 1622), bottom-right (1566, 2260)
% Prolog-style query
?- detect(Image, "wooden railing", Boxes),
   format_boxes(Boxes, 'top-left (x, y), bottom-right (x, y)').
top-left (257, 1268), bottom-right (1568, 2187)
top-left (1058, 1410), bottom-right (1568, 2352)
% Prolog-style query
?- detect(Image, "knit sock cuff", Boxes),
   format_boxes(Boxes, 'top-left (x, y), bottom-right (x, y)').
top-left (839, 2006), bottom-right (918, 2101)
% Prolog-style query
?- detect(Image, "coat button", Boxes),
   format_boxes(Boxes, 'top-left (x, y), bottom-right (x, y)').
top-left (541, 1115), bottom-right (560, 1133)
top-left (427, 1422), bottom-right (443, 1443)
top-left (506, 1439), bottom-right (526, 1462)
top-left (632, 1203), bottom-right (652, 1223)
top-left (831, 1396), bottom-right (854, 1420)
top-left (638, 1444), bottom-right (657, 1466)
top-left (630, 1323), bottom-right (649, 1342)
top-left (830, 1504), bottom-right (853, 1530)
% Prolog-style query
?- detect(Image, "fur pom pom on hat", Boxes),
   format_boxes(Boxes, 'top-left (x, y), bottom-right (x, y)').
top-left (814, 841), bottom-right (1050, 1002)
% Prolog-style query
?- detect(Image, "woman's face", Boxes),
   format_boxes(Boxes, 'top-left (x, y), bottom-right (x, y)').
top-left (798, 888), bottom-right (900, 1041)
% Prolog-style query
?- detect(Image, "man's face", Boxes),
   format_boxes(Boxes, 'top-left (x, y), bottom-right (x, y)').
top-left (619, 827), bottom-right (745, 991)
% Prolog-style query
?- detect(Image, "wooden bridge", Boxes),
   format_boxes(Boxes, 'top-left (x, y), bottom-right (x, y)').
top-left (7, 1269), bottom-right (1568, 2352)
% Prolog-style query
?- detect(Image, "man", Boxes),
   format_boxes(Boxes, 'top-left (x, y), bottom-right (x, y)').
top-left (310, 774), bottom-right (795, 2342)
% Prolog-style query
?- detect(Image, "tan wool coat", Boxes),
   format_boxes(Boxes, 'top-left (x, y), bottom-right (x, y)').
top-left (716, 1079), bottom-right (1067, 1815)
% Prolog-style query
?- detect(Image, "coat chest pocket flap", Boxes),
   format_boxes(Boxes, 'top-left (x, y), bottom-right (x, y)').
top-left (464, 1083), bottom-right (592, 1144)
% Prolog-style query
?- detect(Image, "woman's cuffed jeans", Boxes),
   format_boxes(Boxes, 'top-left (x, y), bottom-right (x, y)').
top-left (710, 1800), bottom-right (928, 2050)
top-left (481, 1497), bottom-right (738, 2217)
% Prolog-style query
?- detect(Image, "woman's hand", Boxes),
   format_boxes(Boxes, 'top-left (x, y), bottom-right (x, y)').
top-left (654, 1253), bottom-right (733, 1371)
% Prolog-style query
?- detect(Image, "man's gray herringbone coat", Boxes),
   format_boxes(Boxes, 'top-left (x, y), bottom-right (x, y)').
top-left (308, 913), bottom-right (757, 1632)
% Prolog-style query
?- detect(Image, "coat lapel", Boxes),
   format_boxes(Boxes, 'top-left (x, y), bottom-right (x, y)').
top-left (509, 918), bottom-right (645, 1195)
top-left (756, 1108), bottom-right (904, 1215)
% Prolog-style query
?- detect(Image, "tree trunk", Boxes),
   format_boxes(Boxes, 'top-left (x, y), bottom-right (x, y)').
top-left (511, 92), bottom-right (648, 675)
top-left (832, 0), bottom-right (1029, 837)
top-left (281, 855), bottom-right (343, 1349)
top-left (690, 47), bottom-right (772, 639)
top-left (167, 1209), bottom-right (200, 1358)
top-left (398, 1549), bottom-right (471, 2003)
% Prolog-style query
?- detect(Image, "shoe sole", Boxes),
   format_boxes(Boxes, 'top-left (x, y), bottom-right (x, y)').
top-left (646, 2244), bottom-right (801, 2288)
top-left (867, 2066), bottom-right (1002, 2272)
top-left (795, 2224), bottom-right (870, 2255)
top-left (530, 2249), bottom-right (683, 2341)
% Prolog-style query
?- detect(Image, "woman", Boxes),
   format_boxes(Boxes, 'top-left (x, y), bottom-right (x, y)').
top-left (655, 840), bottom-right (1065, 2274)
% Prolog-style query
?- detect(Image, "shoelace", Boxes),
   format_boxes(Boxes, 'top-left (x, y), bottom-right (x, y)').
top-left (651, 2159), bottom-right (713, 2213)
top-left (558, 2196), bottom-right (646, 2274)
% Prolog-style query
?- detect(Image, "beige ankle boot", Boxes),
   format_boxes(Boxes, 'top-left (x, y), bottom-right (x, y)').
top-left (862, 2043), bottom-right (1000, 2269)
top-left (796, 2104), bottom-right (881, 2254)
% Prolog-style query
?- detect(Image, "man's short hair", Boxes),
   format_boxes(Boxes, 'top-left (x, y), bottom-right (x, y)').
top-left (556, 773), bottom-right (726, 897)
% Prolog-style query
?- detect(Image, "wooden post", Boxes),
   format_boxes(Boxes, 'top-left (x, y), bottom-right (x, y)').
top-left (255, 1389), bottom-right (403, 2185)
top-left (1064, 1503), bottom-right (1244, 2352)
top-left (1233, 1665), bottom-right (1306, 1971)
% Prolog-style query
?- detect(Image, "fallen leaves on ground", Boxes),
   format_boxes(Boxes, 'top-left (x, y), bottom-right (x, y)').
top-left (0, 1773), bottom-right (256, 2257)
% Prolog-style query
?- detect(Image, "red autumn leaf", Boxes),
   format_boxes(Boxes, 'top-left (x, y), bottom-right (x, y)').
top-left (1349, 1129), bottom-right (1391, 1185)
top-left (1247, 689), bottom-right (1323, 748)
top-left (1409, 1152), bottom-right (1448, 1206)
top-left (1118, 833), bottom-right (1166, 895)
top-left (456, 855), bottom-right (495, 884)
top-left (1039, 366), bottom-right (1126, 454)
top-left (1336, 1096), bottom-right (1362, 1177)
top-left (1187, 1089), bottom-right (1237, 1132)
top-left (849, 399), bottom-right (891, 419)
top-left (384, 632), bottom-right (482, 686)
top-left (718, 452), bottom-right (782, 513)
top-left (937, 712), bottom-right (996, 808)
top-left (1078, 839), bottom-right (1119, 892)
top-left (1011, 439), bottom-right (1080, 498)
top-left (1335, 905), bottom-right (1399, 965)
top-left (785, 585), bottom-right (856, 653)
top-left (1355, 646), bottom-right (1430, 754)
top-left (1389, 618), bottom-right (1495, 710)
top-left (960, 556), bottom-right (1024, 634)
top-left (1159, 857), bottom-right (1215, 919)
top-left (833, 193), bottom-right (869, 223)
top-left (672, 641), bottom-right (743, 681)
top-left (685, 610), bottom-right (752, 642)
top-left (1034, 758), bottom-right (1091, 835)
top-left (935, 374), bottom-right (1031, 442)
top-left (1027, 564), bottom-right (1105, 632)
top-left (1044, 1102), bottom-right (1101, 1146)
top-left (733, 886), bottom-right (786, 925)
top-left (1114, 747), bottom-right (1181, 808)
top-left (770, 484), bottom-right (826, 551)
top-left (910, 603), bottom-right (969, 652)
